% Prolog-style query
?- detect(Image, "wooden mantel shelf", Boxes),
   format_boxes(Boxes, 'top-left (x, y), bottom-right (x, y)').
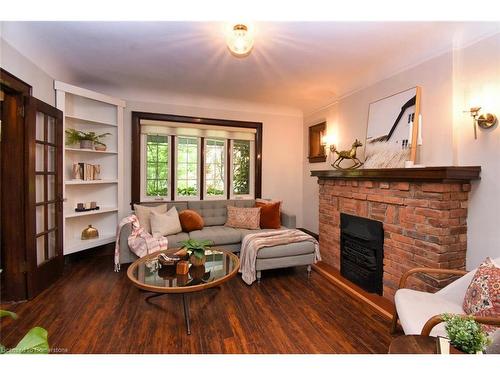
top-left (311, 166), bottom-right (481, 182)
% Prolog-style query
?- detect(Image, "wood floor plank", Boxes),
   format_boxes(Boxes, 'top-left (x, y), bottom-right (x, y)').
top-left (0, 254), bottom-right (398, 353)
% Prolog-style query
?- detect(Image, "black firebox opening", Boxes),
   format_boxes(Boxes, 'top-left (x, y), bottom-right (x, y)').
top-left (340, 213), bottom-right (384, 295)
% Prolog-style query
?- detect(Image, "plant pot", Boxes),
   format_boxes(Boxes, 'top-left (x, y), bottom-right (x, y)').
top-left (80, 140), bottom-right (94, 149)
top-left (94, 144), bottom-right (107, 152)
top-left (189, 265), bottom-right (206, 280)
top-left (189, 253), bottom-right (206, 267)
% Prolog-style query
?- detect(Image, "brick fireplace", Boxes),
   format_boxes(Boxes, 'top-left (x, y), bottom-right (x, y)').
top-left (311, 166), bottom-right (481, 301)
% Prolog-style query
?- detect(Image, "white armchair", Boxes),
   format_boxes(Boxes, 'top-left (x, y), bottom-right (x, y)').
top-left (391, 257), bottom-right (500, 338)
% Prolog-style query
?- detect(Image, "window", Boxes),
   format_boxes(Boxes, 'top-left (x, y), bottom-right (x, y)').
top-left (145, 135), bottom-right (169, 197)
top-left (231, 140), bottom-right (253, 197)
top-left (176, 136), bottom-right (199, 198)
top-left (204, 139), bottom-right (226, 199)
top-left (132, 112), bottom-right (262, 205)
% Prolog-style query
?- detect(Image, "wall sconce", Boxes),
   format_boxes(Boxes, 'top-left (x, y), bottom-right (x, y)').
top-left (321, 134), bottom-right (337, 153)
top-left (466, 107), bottom-right (497, 139)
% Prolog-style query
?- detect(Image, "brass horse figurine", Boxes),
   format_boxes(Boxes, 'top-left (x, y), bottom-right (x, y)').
top-left (331, 139), bottom-right (364, 170)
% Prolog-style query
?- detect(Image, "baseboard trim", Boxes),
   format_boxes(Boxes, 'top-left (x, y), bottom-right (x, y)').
top-left (313, 262), bottom-right (394, 321)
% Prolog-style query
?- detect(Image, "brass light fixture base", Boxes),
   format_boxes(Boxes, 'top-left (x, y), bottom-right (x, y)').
top-left (477, 113), bottom-right (497, 129)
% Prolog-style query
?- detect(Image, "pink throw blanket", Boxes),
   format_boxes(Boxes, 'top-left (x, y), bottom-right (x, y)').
top-left (114, 214), bottom-right (168, 271)
top-left (239, 229), bottom-right (321, 285)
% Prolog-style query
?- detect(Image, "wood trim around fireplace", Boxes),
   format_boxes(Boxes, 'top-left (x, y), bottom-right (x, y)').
top-left (311, 166), bottom-right (481, 182)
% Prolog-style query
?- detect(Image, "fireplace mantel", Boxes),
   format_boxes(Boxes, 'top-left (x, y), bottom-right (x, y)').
top-left (311, 166), bottom-right (481, 183)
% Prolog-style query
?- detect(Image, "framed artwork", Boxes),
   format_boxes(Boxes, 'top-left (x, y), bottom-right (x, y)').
top-left (364, 86), bottom-right (421, 168)
top-left (308, 121), bottom-right (326, 163)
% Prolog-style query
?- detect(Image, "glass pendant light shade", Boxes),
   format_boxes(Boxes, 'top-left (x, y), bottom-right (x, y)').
top-left (226, 23), bottom-right (254, 57)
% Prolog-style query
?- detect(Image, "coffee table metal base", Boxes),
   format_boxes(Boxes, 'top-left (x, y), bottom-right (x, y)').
top-left (145, 292), bottom-right (192, 335)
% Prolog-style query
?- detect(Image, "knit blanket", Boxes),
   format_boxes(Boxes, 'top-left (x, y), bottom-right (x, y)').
top-left (239, 229), bottom-right (321, 285)
top-left (114, 214), bottom-right (168, 271)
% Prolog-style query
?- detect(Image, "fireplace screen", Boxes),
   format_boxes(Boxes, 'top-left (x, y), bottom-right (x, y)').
top-left (340, 213), bottom-right (384, 295)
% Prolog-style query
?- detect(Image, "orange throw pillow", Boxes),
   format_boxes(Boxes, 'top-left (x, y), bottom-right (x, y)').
top-left (178, 209), bottom-right (204, 232)
top-left (255, 200), bottom-right (281, 229)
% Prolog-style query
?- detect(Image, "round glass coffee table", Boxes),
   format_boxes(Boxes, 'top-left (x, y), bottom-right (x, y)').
top-left (127, 248), bottom-right (240, 335)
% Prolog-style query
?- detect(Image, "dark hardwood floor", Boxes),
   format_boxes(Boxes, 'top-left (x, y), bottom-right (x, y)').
top-left (1, 252), bottom-right (398, 353)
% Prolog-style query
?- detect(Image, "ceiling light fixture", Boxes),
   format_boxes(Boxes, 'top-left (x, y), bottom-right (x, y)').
top-left (226, 23), bottom-right (254, 58)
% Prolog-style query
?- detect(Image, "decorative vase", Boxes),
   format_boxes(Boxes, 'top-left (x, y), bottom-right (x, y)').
top-left (94, 144), bottom-right (107, 151)
top-left (81, 225), bottom-right (99, 240)
top-left (80, 140), bottom-right (94, 149)
top-left (189, 253), bottom-right (206, 266)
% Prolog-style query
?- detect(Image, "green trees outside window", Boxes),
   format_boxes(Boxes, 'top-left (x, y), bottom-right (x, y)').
top-left (177, 137), bottom-right (198, 197)
top-left (146, 135), bottom-right (169, 197)
top-left (232, 140), bottom-right (250, 195)
top-left (205, 139), bottom-right (225, 196)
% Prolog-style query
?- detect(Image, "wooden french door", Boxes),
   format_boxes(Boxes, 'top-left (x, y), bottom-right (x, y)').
top-left (25, 96), bottom-right (64, 298)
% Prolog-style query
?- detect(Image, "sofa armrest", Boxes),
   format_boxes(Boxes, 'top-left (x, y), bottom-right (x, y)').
top-left (397, 267), bottom-right (468, 290)
top-left (117, 222), bottom-right (139, 265)
top-left (281, 211), bottom-right (296, 229)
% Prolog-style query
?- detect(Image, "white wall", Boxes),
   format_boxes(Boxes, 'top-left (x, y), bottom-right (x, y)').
top-left (453, 33), bottom-right (500, 268)
top-left (0, 37), bottom-right (56, 105)
top-left (302, 32), bottom-right (500, 268)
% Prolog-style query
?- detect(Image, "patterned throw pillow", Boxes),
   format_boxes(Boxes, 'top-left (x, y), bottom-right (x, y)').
top-left (463, 257), bottom-right (500, 332)
top-left (225, 206), bottom-right (261, 230)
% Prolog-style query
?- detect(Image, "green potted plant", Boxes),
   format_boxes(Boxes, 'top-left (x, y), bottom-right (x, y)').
top-left (65, 128), bottom-right (111, 150)
top-left (441, 313), bottom-right (492, 354)
top-left (179, 239), bottom-right (213, 266)
top-left (0, 310), bottom-right (49, 354)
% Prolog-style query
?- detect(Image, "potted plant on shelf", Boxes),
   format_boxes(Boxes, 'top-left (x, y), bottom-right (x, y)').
top-left (65, 128), bottom-right (111, 150)
top-left (179, 239), bottom-right (213, 267)
top-left (441, 313), bottom-right (492, 354)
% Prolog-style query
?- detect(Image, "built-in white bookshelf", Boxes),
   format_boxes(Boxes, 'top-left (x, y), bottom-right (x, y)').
top-left (55, 81), bottom-right (125, 255)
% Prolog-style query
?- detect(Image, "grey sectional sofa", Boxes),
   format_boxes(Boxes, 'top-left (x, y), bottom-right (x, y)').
top-left (117, 200), bottom-right (315, 276)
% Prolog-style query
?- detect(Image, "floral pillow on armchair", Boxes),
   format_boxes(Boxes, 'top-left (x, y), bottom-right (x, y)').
top-left (462, 257), bottom-right (500, 333)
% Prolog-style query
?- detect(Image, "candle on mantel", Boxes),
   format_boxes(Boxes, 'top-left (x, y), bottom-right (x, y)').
top-left (408, 114), bottom-right (413, 144)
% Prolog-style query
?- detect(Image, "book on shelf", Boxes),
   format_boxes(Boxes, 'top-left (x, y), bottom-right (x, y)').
top-left (73, 163), bottom-right (101, 180)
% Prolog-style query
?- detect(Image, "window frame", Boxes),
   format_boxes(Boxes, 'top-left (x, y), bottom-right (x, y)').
top-left (140, 134), bottom-right (171, 202)
top-left (174, 136), bottom-right (201, 201)
top-left (229, 139), bottom-right (255, 200)
top-left (203, 138), bottom-right (227, 201)
top-left (131, 112), bottom-right (262, 208)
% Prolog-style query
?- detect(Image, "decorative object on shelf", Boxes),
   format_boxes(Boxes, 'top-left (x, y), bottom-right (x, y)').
top-left (225, 22), bottom-right (254, 57)
top-left (308, 122), bottom-right (327, 163)
top-left (364, 86), bottom-right (422, 168)
top-left (75, 204), bottom-right (100, 212)
top-left (180, 239), bottom-right (213, 267)
top-left (176, 260), bottom-right (190, 275)
top-left (65, 128), bottom-right (111, 150)
top-left (81, 225), bottom-right (99, 240)
top-left (330, 139), bottom-right (364, 170)
top-left (90, 201), bottom-right (97, 209)
top-left (441, 313), bottom-right (491, 354)
top-left (94, 143), bottom-right (107, 152)
top-left (465, 107), bottom-right (498, 139)
top-left (74, 163), bottom-right (102, 181)
top-left (71, 164), bottom-right (82, 179)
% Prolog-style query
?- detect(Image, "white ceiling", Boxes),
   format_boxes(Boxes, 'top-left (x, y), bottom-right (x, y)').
top-left (1, 21), bottom-right (499, 113)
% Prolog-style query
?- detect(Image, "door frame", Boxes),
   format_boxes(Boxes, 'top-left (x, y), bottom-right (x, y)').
top-left (0, 68), bottom-right (32, 301)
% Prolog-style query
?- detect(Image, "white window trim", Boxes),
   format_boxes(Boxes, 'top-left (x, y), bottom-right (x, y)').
top-left (174, 136), bottom-right (201, 201)
top-left (204, 138), bottom-right (227, 201)
top-left (229, 140), bottom-right (255, 200)
top-left (140, 134), bottom-right (171, 202)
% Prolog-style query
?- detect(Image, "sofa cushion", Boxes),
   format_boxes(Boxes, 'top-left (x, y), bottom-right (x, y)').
top-left (189, 226), bottom-right (242, 246)
top-left (133, 203), bottom-right (168, 234)
top-left (179, 209), bottom-right (204, 232)
top-left (462, 257), bottom-right (500, 333)
top-left (150, 206), bottom-right (182, 237)
top-left (257, 241), bottom-right (316, 259)
top-left (255, 200), bottom-right (281, 229)
top-left (166, 232), bottom-right (190, 248)
top-left (225, 206), bottom-right (261, 230)
top-left (188, 200), bottom-right (228, 226)
top-left (395, 288), bottom-right (464, 337)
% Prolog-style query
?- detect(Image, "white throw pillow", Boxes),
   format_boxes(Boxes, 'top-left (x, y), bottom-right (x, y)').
top-left (150, 206), bottom-right (183, 237)
top-left (133, 203), bottom-right (168, 234)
